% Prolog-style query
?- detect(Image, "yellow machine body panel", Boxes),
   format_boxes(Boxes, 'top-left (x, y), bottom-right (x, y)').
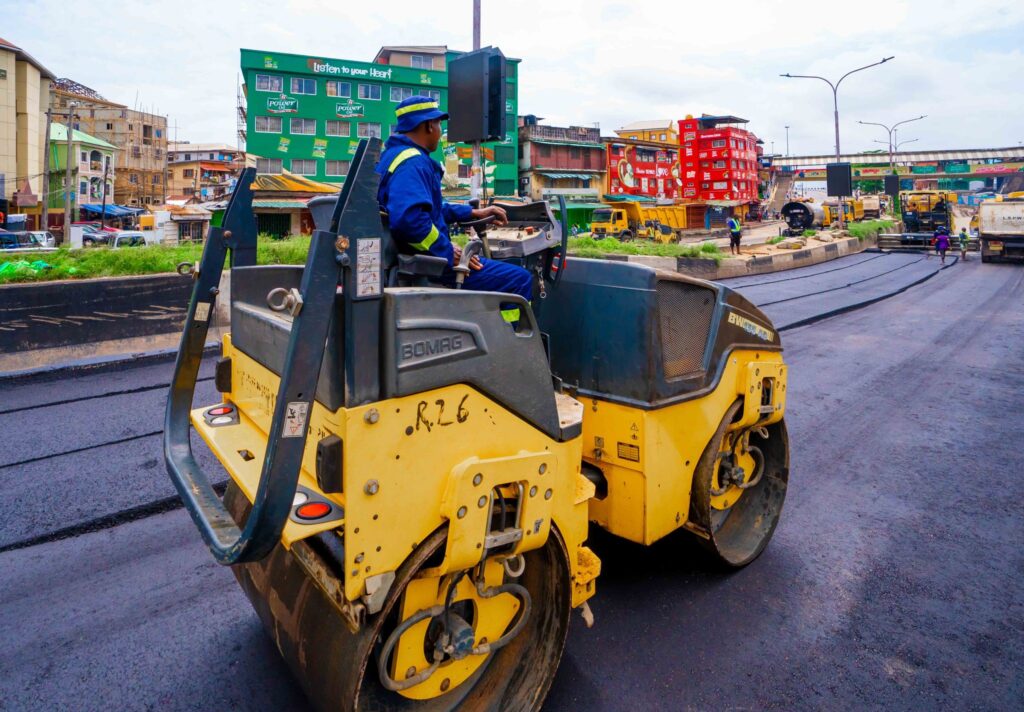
top-left (581, 350), bottom-right (786, 545)
top-left (192, 335), bottom-right (599, 608)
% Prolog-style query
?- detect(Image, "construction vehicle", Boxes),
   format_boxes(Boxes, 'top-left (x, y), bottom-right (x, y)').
top-left (781, 199), bottom-right (824, 235)
top-left (978, 197), bottom-right (1024, 263)
top-left (164, 138), bottom-right (789, 711)
top-left (900, 190), bottom-right (955, 233)
top-left (860, 195), bottom-right (882, 219)
top-left (822, 198), bottom-right (864, 227)
top-left (590, 200), bottom-right (696, 242)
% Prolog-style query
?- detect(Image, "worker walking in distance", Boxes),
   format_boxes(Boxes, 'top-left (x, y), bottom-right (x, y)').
top-left (376, 95), bottom-right (533, 316)
top-left (958, 227), bottom-right (970, 262)
top-left (933, 225), bottom-right (951, 264)
top-left (727, 214), bottom-right (743, 255)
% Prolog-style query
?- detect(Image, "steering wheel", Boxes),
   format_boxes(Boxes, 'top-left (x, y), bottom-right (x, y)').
top-left (543, 196), bottom-right (570, 286)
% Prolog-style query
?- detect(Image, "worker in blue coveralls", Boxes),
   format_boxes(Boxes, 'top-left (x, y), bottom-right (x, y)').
top-left (377, 96), bottom-right (533, 322)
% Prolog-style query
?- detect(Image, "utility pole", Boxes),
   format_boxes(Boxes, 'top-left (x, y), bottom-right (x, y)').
top-left (100, 161), bottom-right (110, 228)
top-left (781, 56), bottom-right (894, 230)
top-left (785, 125), bottom-right (790, 156)
top-left (471, 0), bottom-right (483, 201)
top-left (63, 102), bottom-right (79, 242)
top-left (41, 108), bottom-right (52, 232)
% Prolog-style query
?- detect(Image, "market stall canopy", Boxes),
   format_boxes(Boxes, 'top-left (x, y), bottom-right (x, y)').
top-left (80, 204), bottom-right (146, 217)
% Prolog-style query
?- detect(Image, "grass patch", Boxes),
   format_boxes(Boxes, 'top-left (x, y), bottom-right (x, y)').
top-left (767, 235), bottom-right (787, 245)
top-left (0, 236), bottom-right (311, 284)
top-left (802, 229), bottom-right (817, 238)
top-left (847, 219), bottom-right (894, 241)
top-left (566, 236), bottom-right (723, 263)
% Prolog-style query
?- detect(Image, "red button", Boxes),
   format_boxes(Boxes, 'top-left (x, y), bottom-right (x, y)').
top-left (295, 501), bottom-right (331, 520)
top-left (209, 406), bottom-right (233, 416)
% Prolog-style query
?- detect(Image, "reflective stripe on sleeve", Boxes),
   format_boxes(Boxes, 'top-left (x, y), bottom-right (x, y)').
top-left (387, 148), bottom-right (421, 173)
top-left (409, 224), bottom-right (440, 251)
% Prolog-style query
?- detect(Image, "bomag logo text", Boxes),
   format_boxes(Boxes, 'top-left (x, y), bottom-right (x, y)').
top-left (401, 335), bottom-right (465, 360)
top-left (727, 312), bottom-right (774, 342)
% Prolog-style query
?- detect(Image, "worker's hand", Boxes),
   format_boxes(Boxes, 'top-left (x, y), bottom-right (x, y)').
top-left (452, 244), bottom-right (483, 270)
top-left (470, 205), bottom-right (508, 226)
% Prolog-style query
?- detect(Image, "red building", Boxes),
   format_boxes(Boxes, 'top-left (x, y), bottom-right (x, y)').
top-left (605, 140), bottom-right (681, 200)
top-left (678, 115), bottom-right (759, 203)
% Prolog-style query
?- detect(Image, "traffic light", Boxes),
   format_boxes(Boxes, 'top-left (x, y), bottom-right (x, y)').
top-left (447, 47), bottom-right (507, 143)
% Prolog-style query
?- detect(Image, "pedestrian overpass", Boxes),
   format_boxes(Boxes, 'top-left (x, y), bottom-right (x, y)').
top-left (772, 146), bottom-right (1024, 182)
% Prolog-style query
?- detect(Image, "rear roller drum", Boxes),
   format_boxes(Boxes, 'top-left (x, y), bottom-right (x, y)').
top-left (224, 483), bottom-right (572, 711)
top-left (690, 400), bottom-right (789, 567)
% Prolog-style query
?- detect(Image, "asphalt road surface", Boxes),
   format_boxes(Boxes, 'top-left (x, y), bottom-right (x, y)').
top-left (2, 254), bottom-right (1022, 711)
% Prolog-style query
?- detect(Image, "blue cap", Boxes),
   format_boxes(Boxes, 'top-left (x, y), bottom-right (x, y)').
top-left (394, 95), bottom-right (448, 133)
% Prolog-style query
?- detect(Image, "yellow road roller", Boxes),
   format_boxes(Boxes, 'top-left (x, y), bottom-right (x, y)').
top-left (164, 138), bottom-right (789, 711)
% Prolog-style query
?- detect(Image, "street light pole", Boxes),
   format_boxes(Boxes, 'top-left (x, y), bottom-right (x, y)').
top-left (858, 115), bottom-right (925, 217)
top-left (785, 125), bottom-right (790, 156)
top-left (781, 56), bottom-right (895, 229)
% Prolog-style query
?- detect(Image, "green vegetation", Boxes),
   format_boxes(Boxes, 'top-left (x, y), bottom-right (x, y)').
top-left (767, 235), bottom-right (787, 245)
top-left (0, 236), bottom-right (311, 284)
top-left (846, 219), bottom-right (895, 241)
top-left (567, 237), bottom-right (724, 263)
top-left (802, 229), bottom-right (818, 238)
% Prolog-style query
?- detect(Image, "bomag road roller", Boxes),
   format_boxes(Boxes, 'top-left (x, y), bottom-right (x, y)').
top-left (164, 137), bottom-right (789, 711)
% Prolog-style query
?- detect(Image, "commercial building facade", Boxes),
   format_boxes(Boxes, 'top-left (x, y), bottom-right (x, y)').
top-left (0, 37), bottom-right (53, 212)
top-left (679, 115), bottom-right (759, 203)
top-left (50, 78), bottom-right (168, 206)
top-left (240, 46), bottom-right (519, 196)
top-left (605, 138), bottom-right (681, 200)
top-left (517, 118), bottom-right (605, 202)
top-left (167, 142), bottom-right (243, 201)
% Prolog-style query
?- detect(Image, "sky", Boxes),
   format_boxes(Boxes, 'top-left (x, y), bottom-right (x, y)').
top-left (7, 0), bottom-right (1024, 156)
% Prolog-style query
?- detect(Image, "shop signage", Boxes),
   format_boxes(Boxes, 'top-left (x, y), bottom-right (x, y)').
top-left (335, 101), bottom-right (365, 118)
top-left (267, 94), bottom-right (298, 113)
top-left (309, 58), bottom-right (393, 81)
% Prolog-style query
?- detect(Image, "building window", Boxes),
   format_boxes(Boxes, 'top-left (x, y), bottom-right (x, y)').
top-left (713, 181), bottom-right (728, 190)
top-left (105, 122), bottom-right (113, 130)
top-left (410, 54), bottom-right (433, 70)
top-left (326, 81), bottom-right (351, 98)
top-left (326, 160), bottom-right (350, 176)
top-left (255, 116), bottom-right (282, 133)
top-left (713, 160), bottom-right (726, 169)
top-left (390, 86), bottom-right (415, 103)
top-left (701, 182), bottom-right (710, 189)
top-left (209, 153), bottom-right (215, 160)
top-left (388, 124), bottom-right (397, 137)
top-left (152, 173), bottom-right (160, 185)
top-left (183, 169), bottom-right (195, 178)
top-left (256, 158), bottom-right (283, 174)
top-left (731, 160), bottom-right (737, 169)
top-left (184, 153), bottom-right (192, 161)
top-left (129, 174), bottom-right (139, 184)
top-left (290, 118), bottom-right (316, 135)
top-left (357, 122), bottom-right (382, 138)
top-left (325, 120), bottom-right (350, 137)
top-left (358, 84), bottom-right (382, 101)
top-left (711, 139), bottom-right (726, 148)
top-left (79, 181), bottom-right (88, 195)
top-left (291, 159), bottom-right (317, 175)
top-left (458, 164), bottom-right (472, 178)
top-left (290, 77), bottom-right (316, 95)
top-left (255, 74), bottom-right (283, 92)
top-left (660, 133), bottom-right (667, 141)
top-left (80, 151), bottom-right (88, 162)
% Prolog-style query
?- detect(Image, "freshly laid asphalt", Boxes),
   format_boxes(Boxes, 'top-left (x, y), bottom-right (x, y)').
top-left (1, 253), bottom-right (1021, 710)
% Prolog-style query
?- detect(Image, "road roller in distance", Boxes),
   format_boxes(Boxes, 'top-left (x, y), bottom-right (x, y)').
top-left (164, 137), bottom-right (790, 711)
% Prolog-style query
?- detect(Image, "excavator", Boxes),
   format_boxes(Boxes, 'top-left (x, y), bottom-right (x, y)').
top-left (164, 137), bottom-right (790, 711)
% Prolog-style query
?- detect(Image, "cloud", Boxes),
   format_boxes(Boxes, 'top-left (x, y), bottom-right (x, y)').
top-left (5, 0), bottom-right (1023, 153)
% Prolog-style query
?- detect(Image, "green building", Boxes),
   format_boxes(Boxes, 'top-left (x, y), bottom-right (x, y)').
top-left (240, 46), bottom-right (520, 196)
top-left (45, 123), bottom-right (116, 209)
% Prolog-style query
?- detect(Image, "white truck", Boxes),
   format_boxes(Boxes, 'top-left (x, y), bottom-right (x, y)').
top-left (978, 199), bottom-right (1024, 263)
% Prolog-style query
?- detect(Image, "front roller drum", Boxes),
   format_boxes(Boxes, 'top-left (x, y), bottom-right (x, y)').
top-left (690, 400), bottom-right (789, 568)
top-left (224, 484), bottom-right (573, 712)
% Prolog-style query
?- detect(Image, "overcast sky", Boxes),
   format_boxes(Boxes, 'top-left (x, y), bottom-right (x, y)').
top-left (10, 0), bottom-right (1024, 155)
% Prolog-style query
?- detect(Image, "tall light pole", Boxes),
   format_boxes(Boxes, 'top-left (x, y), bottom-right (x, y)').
top-left (857, 115), bottom-right (925, 174)
top-left (784, 125), bottom-right (790, 156)
top-left (781, 56), bottom-right (895, 228)
top-left (63, 102), bottom-right (79, 241)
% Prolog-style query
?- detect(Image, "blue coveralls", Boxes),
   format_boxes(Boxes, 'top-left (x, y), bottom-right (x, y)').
top-left (375, 134), bottom-right (533, 306)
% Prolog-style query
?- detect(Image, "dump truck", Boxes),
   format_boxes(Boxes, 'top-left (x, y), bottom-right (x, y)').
top-left (822, 198), bottom-right (864, 226)
top-left (590, 201), bottom-right (694, 242)
top-left (860, 195), bottom-right (882, 219)
top-left (978, 198), bottom-right (1024, 263)
top-left (164, 138), bottom-right (789, 711)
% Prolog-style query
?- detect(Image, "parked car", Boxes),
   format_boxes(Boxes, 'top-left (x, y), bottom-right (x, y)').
top-left (112, 233), bottom-right (146, 248)
top-left (0, 231), bottom-right (55, 252)
top-left (81, 226), bottom-right (111, 247)
top-left (28, 230), bottom-right (56, 247)
top-left (112, 230), bottom-right (160, 246)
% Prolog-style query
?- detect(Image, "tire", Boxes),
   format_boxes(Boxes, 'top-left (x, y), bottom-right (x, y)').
top-left (223, 483), bottom-right (572, 712)
top-left (619, 230), bottom-right (632, 241)
top-left (689, 401), bottom-right (789, 568)
top-left (83, 238), bottom-right (94, 247)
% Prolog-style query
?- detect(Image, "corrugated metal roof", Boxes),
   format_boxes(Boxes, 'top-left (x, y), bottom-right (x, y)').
top-left (50, 123), bottom-right (117, 149)
top-left (528, 138), bottom-right (604, 148)
top-left (538, 172), bottom-right (597, 180)
top-left (618, 120), bottom-right (674, 131)
top-left (253, 199), bottom-right (309, 209)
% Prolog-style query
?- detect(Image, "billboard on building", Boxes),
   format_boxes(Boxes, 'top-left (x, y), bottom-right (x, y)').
top-left (606, 144), bottom-right (681, 199)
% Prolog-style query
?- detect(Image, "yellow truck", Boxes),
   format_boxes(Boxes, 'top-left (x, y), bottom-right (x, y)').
top-left (822, 198), bottom-right (864, 226)
top-left (590, 202), bottom-right (693, 242)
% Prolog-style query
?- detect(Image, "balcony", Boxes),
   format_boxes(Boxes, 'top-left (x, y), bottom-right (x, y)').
top-left (521, 124), bottom-right (602, 145)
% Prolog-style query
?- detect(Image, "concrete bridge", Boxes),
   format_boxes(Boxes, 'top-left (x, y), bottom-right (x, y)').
top-left (771, 146), bottom-right (1024, 184)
